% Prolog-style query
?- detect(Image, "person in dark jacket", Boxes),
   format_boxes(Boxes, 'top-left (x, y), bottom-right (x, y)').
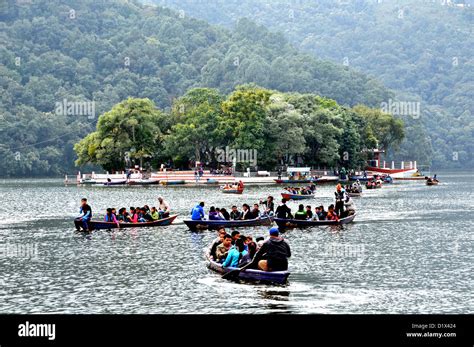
top-left (229, 205), bottom-right (242, 220)
top-left (255, 227), bottom-right (291, 271)
top-left (275, 199), bottom-right (293, 219)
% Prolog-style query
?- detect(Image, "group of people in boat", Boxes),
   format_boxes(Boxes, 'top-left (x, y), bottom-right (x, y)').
top-left (190, 198), bottom-right (274, 221)
top-left (208, 226), bottom-right (291, 272)
top-left (222, 180), bottom-right (245, 190)
top-left (283, 184), bottom-right (316, 195)
top-left (345, 180), bottom-right (363, 194)
top-left (75, 197), bottom-right (171, 231)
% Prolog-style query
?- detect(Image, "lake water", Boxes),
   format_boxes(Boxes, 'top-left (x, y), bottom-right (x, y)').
top-left (0, 173), bottom-right (472, 314)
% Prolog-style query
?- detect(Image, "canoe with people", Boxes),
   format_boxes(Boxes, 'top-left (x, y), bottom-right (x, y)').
top-left (366, 178), bottom-right (383, 189)
top-left (206, 226), bottom-right (291, 284)
top-left (345, 180), bottom-right (363, 197)
top-left (274, 185), bottom-right (357, 229)
top-left (221, 180), bottom-right (244, 194)
top-left (74, 197), bottom-right (176, 231)
top-left (184, 198), bottom-right (276, 231)
top-left (281, 185), bottom-right (316, 200)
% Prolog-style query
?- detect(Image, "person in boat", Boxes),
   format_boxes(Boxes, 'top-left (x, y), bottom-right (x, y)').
top-left (158, 197), bottom-right (170, 218)
top-left (140, 207), bottom-right (153, 222)
top-left (327, 204), bottom-right (339, 222)
top-left (215, 233), bottom-right (232, 262)
top-left (239, 241), bottom-right (257, 267)
top-left (208, 206), bottom-right (223, 220)
top-left (104, 208), bottom-right (120, 227)
top-left (241, 204), bottom-right (255, 220)
top-left (251, 204), bottom-right (261, 218)
top-left (223, 237), bottom-right (248, 268)
top-left (229, 205), bottom-right (242, 220)
top-left (275, 199), bottom-right (293, 219)
top-left (191, 202), bottom-right (205, 221)
top-left (220, 208), bottom-right (230, 220)
top-left (150, 206), bottom-right (160, 220)
top-left (306, 205), bottom-right (313, 219)
top-left (209, 227), bottom-right (226, 260)
top-left (335, 184), bottom-right (345, 217)
top-left (260, 196), bottom-right (275, 216)
top-left (343, 195), bottom-right (356, 217)
top-left (76, 198), bottom-right (92, 231)
top-left (254, 227), bottom-right (291, 272)
top-left (312, 207), bottom-right (320, 221)
top-left (231, 231), bottom-right (241, 245)
top-left (237, 180), bottom-right (244, 190)
top-left (129, 207), bottom-right (139, 223)
top-left (318, 205), bottom-right (327, 220)
top-left (117, 208), bottom-right (129, 222)
top-left (294, 204), bottom-right (307, 220)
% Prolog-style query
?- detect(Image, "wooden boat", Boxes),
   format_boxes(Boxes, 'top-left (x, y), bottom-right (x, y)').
top-left (349, 175), bottom-right (370, 182)
top-left (183, 216), bottom-right (274, 231)
top-left (161, 180), bottom-right (186, 185)
top-left (383, 176), bottom-right (393, 184)
top-left (281, 192), bottom-right (314, 200)
top-left (426, 180), bottom-right (439, 186)
top-left (74, 214), bottom-right (178, 231)
top-left (365, 182), bottom-right (382, 189)
top-left (274, 179), bottom-right (313, 184)
top-left (207, 258), bottom-right (290, 284)
top-left (221, 188), bottom-right (244, 194)
top-left (347, 192), bottom-right (362, 197)
top-left (275, 213), bottom-right (356, 229)
top-left (127, 179), bottom-right (160, 185)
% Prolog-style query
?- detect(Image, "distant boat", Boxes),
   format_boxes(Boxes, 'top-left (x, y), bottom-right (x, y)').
top-left (102, 180), bottom-right (127, 186)
top-left (221, 187), bottom-right (244, 194)
top-left (127, 179), bottom-right (160, 185)
top-left (281, 192), bottom-right (315, 200)
top-left (274, 179), bottom-right (314, 184)
top-left (161, 180), bottom-right (186, 185)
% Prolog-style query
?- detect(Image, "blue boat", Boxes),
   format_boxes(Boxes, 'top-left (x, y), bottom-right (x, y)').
top-left (207, 259), bottom-right (290, 284)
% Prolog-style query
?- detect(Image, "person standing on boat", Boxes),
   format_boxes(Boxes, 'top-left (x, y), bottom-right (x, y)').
top-left (275, 199), bottom-right (293, 219)
top-left (76, 198), bottom-right (92, 231)
top-left (191, 202), bottom-right (205, 220)
top-left (334, 184), bottom-right (346, 217)
top-left (255, 227), bottom-right (291, 272)
top-left (158, 197), bottom-right (170, 218)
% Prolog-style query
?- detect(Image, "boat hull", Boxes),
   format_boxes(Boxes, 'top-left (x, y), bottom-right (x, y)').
top-left (207, 259), bottom-right (290, 284)
top-left (366, 167), bottom-right (417, 178)
top-left (183, 216), bottom-right (274, 231)
top-left (281, 193), bottom-right (314, 200)
top-left (74, 215), bottom-right (178, 231)
top-left (221, 189), bottom-right (244, 194)
top-left (275, 213), bottom-right (356, 229)
top-left (274, 179), bottom-right (313, 184)
top-left (161, 180), bottom-right (186, 185)
top-left (127, 179), bottom-right (160, 185)
top-left (102, 180), bottom-right (127, 186)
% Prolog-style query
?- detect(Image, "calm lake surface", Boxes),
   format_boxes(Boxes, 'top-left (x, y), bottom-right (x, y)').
top-left (1, 172), bottom-right (473, 314)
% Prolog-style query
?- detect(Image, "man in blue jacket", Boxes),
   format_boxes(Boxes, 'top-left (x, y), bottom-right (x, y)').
top-left (191, 202), bottom-right (205, 220)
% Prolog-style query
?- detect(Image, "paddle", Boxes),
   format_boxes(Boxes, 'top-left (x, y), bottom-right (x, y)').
top-left (222, 259), bottom-right (255, 280)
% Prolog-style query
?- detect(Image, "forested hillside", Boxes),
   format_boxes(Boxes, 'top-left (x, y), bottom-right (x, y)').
top-left (158, 0), bottom-right (474, 169)
top-left (0, 0), bottom-right (391, 176)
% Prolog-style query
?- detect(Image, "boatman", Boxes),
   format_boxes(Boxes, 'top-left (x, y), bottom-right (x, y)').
top-left (334, 184), bottom-right (346, 217)
top-left (191, 202), bottom-right (205, 220)
top-left (254, 227), bottom-right (291, 272)
top-left (157, 197), bottom-right (170, 218)
top-left (275, 199), bottom-right (293, 219)
top-left (76, 198), bottom-right (92, 231)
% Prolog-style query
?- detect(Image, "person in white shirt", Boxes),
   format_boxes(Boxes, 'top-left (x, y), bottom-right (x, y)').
top-left (157, 197), bottom-right (170, 217)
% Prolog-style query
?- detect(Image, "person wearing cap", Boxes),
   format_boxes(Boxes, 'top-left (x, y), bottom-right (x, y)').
top-left (158, 197), bottom-right (170, 218)
top-left (254, 227), bottom-right (291, 272)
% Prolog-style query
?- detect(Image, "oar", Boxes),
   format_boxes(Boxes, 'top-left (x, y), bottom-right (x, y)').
top-left (222, 259), bottom-right (256, 280)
